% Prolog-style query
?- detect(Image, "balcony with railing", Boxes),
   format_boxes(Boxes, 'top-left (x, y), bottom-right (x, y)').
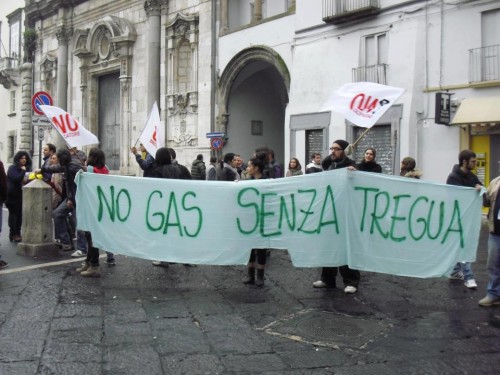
top-left (323, 0), bottom-right (380, 25)
top-left (0, 57), bottom-right (19, 71)
top-left (469, 44), bottom-right (500, 84)
top-left (352, 63), bottom-right (387, 84)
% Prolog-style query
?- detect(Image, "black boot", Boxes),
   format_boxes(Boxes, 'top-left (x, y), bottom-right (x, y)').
top-left (255, 269), bottom-right (265, 287)
top-left (243, 267), bottom-right (255, 284)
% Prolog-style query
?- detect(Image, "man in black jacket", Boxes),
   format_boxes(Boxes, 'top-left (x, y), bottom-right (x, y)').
top-left (313, 139), bottom-right (360, 294)
top-left (446, 149), bottom-right (482, 289)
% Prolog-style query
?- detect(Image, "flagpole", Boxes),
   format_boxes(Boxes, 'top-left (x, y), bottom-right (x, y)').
top-left (346, 127), bottom-right (371, 156)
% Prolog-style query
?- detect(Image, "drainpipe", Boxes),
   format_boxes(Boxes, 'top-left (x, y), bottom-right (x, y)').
top-left (211, 0), bottom-right (217, 133)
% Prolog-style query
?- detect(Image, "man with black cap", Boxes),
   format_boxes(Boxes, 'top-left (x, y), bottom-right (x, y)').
top-left (313, 139), bottom-right (360, 294)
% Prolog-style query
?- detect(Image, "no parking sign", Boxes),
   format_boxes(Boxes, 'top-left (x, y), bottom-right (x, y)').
top-left (210, 137), bottom-right (223, 151)
top-left (32, 91), bottom-right (53, 115)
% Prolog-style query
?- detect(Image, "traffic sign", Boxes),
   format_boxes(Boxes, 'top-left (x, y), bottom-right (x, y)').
top-left (38, 127), bottom-right (45, 141)
top-left (32, 91), bottom-right (53, 115)
top-left (206, 132), bottom-right (225, 138)
top-left (210, 137), bottom-right (224, 151)
top-left (32, 116), bottom-right (51, 126)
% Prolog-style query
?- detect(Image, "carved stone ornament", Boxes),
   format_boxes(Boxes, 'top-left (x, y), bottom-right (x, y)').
top-left (40, 54), bottom-right (57, 83)
top-left (174, 21), bottom-right (188, 37)
top-left (56, 26), bottom-right (73, 44)
top-left (172, 120), bottom-right (195, 146)
top-left (144, 0), bottom-right (163, 17)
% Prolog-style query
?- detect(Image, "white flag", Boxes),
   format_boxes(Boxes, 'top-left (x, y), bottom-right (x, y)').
top-left (40, 105), bottom-right (99, 147)
top-left (322, 82), bottom-right (405, 128)
top-left (139, 102), bottom-right (164, 157)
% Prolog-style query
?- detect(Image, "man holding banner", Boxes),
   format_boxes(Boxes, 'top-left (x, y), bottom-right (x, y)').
top-left (313, 139), bottom-right (359, 293)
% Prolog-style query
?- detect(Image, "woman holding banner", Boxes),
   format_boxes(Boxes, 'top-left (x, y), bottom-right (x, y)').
top-left (313, 140), bottom-right (360, 294)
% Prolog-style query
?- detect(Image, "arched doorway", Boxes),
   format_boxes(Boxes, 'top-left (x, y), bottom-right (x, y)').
top-left (218, 46), bottom-right (289, 164)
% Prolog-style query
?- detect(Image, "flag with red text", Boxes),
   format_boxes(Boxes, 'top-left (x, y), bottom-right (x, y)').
top-left (139, 102), bottom-right (164, 157)
top-left (40, 105), bottom-right (99, 147)
top-left (323, 82), bottom-right (405, 128)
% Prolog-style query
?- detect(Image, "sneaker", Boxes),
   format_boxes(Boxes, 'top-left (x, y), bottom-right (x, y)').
top-left (71, 250), bottom-right (87, 258)
top-left (0, 260), bottom-right (9, 269)
top-left (478, 295), bottom-right (500, 307)
top-left (152, 261), bottom-right (169, 267)
top-left (313, 280), bottom-right (327, 288)
top-left (75, 261), bottom-right (90, 273)
top-left (344, 286), bottom-right (358, 294)
top-left (464, 279), bottom-right (478, 289)
top-left (80, 266), bottom-right (101, 277)
top-left (105, 258), bottom-right (116, 266)
top-left (449, 272), bottom-right (464, 281)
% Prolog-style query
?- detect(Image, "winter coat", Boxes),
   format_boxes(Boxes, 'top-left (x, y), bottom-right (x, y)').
top-left (446, 164), bottom-right (482, 187)
top-left (191, 159), bottom-right (206, 180)
top-left (135, 153), bottom-right (156, 177)
top-left (403, 169), bottom-right (423, 179)
top-left (6, 151), bottom-right (32, 208)
top-left (0, 161), bottom-right (7, 203)
top-left (484, 176), bottom-right (500, 235)
top-left (357, 160), bottom-right (382, 173)
top-left (286, 168), bottom-right (303, 177)
top-left (206, 164), bottom-right (217, 180)
top-left (305, 162), bottom-right (323, 174)
top-left (322, 155), bottom-right (356, 171)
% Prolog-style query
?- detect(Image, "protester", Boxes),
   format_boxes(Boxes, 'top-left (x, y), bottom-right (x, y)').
top-left (76, 148), bottom-right (113, 277)
top-left (286, 158), bottom-right (303, 177)
top-left (151, 147), bottom-right (192, 267)
top-left (242, 157), bottom-right (267, 287)
top-left (479, 174), bottom-right (500, 306)
top-left (400, 157), bottom-right (422, 179)
top-left (219, 153), bottom-right (240, 181)
top-left (168, 148), bottom-right (192, 180)
top-left (313, 139), bottom-right (360, 294)
top-left (131, 144), bottom-right (155, 177)
top-left (42, 143), bottom-right (57, 168)
top-left (446, 150), bottom-right (482, 289)
top-left (190, 154), bottom-right (206, 180)
top-left (206, 156), bottom-right (218, 180)
top-left (235, 154), bottom-right (246, 177)
top-left (49, 153), bottom-right (64, 209)
top-left (0, 158), bottom-right (8, 268)
top-left (6, 151), bottom-right (32, 242)
top-left (305, 152), bottom-right (323, 174)
top-left (357, 147), bottom-right (382, 173)
top-left (39, 149), bottom-right (83, 251)
top-left (269, 149), bottom-right (283, 178)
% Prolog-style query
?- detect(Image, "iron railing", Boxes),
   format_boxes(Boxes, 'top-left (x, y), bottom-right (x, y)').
top-left (469, 44), bottom-right (500, 83)
top-left (352, 63), bottom-right (387, 84)
top-left (323, 0), bottom-right (380, 21)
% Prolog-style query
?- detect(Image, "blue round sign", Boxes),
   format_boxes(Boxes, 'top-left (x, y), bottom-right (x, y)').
top-left (210, 137), bottom-right (223, 151)
top-left (32, 91), bottom-right (53, 115)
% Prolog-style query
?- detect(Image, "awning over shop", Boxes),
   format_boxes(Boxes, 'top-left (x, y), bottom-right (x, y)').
top-left (451, 97), bottom-right (500, 125)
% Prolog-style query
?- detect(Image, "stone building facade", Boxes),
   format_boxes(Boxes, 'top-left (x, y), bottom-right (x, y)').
top-left (23, 0), bottom-right (214, 173)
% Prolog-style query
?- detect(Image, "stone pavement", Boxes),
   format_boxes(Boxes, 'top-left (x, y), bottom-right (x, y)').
top-left (0, 219), bottom-right (499, 374)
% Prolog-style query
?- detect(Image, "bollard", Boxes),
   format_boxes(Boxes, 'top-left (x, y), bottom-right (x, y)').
top-left (17, 179), bottom-right (60, 257)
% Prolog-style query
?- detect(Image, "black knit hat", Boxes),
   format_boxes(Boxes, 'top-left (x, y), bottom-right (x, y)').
top-left (333, 139), bottom-right (349, 151)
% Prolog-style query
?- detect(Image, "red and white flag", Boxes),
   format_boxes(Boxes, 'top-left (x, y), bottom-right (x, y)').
top-left (322, 82), bottom-right (405, 128)
top-left (139, 102), bottom-right (164, 157)
top-left (40, 105), bottom-right (99, 147)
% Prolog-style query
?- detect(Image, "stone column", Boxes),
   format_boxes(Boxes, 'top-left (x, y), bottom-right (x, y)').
top-left (55, 26), bottom-right (71, 110)
top-left (17, 179), bottom-right (60, 257)
top-left (144, 0), bottom-right (161, 111)
top-left (55, 26), bottom-right (72, 149)
top-left (19, 63), bottom-right (33, 152)
top-left (220, 0), bottom-right (229, 33)
top-left (254, 0), bottom-right (262, 22)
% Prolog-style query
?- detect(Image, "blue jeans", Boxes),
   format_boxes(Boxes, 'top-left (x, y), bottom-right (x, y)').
top-left (451, 261), bottom-right (475, 281)
top-left (52, 198), bottom-right (73, 245)
top-left (486, 234), bottom-right (500, 298)
top-left (76, 230), bottom-right (87, 252)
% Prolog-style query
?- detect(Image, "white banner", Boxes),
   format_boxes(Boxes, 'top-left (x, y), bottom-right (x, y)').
top-left (76, 169), bottom-right (483, 278)
top-left (40, 105), bottom-right (99, 147)
top-left (322, 82), bottom-right (405, 128)
top-left (139, 102), bottom-right (164, 157)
